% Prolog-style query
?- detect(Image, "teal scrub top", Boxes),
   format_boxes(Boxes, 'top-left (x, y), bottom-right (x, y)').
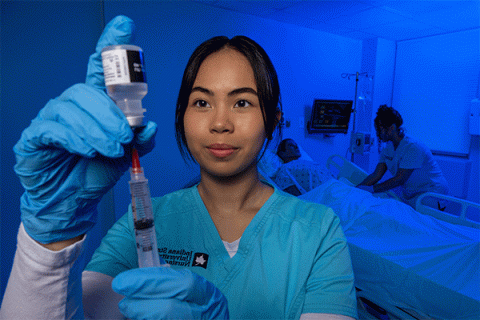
top-left (379, 135), bottom-right (448, 199)
top-left (86, 185), bottom-right (357, 319)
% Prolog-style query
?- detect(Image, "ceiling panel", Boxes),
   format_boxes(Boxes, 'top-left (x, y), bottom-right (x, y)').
top-left (415, 1), bottom-right (480, 31)
top-left (323, 7), bottom-right (407, 30)
top-left (377, 0), bottom-right (470, 15)
top-left (196, 0), bottom-right (480, 41)
top-left (363, 18), bottom-right (446, 41)
top-left (209, 0), bottom-right (294, 16)
top-left (272, 1), bottom-right (373, 22)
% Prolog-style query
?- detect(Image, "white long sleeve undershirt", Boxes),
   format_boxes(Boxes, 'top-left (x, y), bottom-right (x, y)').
top-left (0, 223), bottom-right (85, 319)
top-left (0, 224), bottom-right (123, 320)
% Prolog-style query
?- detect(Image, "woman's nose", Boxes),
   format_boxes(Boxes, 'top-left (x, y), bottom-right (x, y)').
top-left (210, 107), bottom-right (233, 133)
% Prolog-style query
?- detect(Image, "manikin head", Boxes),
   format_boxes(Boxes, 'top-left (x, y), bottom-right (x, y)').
top-left (277, 138), bottom-right (301, 163)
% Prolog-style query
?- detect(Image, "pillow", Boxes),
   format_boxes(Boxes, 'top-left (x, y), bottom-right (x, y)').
top-left (258, 148), bottom-right (284, 178)
top-left (298, 145), bottom-right (313, 161)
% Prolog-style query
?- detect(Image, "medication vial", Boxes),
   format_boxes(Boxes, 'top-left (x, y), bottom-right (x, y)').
top-left (101, 44), bottom-right (147, 127)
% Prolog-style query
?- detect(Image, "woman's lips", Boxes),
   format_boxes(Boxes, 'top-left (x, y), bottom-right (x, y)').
top-left (207, 144), bottom-right (237, 158)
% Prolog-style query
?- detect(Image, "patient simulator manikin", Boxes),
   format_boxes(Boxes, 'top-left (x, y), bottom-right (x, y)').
top-left (274, 139), bottom-right (333, 196)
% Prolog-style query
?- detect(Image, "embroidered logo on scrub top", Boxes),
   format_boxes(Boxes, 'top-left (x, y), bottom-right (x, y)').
top-left (192, 252), bottom-right (209, 269)
top-left (158, 247), bottom-right (193, 267)
top-left (158, 247), bottom-right (210, 268)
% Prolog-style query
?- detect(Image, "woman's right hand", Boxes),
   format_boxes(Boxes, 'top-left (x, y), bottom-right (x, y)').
top-left (112, 267), bottom-right (229, 320)
top-left (14, 15), bottom-right (157, 245)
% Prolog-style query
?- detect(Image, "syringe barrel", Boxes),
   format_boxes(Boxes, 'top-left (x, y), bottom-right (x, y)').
top-left (129, 175), bottom-right (153, 221)
top-left (129, 173), bottom-right (161, 267)
top-left (135, 225), bottom-right (161, 268)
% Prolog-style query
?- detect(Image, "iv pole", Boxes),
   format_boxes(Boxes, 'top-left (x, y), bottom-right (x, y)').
top-left (341, 71), bottom-right (373, 162)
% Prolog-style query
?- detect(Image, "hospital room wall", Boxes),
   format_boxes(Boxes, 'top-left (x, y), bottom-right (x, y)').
top-left (0, 1), bottom-right (105, 304)
top-left (351, 38), bottom-right (396, 175)
top-left (392, 29), bottom-right (480, 203)
top-left (283, 36), bottom-right (397, 174)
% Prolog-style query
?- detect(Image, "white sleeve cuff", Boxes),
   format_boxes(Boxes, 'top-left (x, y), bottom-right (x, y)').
top-left (17, 222), bottom-right (86, 267)
top-left (0, 223), bottom-right (86, 320)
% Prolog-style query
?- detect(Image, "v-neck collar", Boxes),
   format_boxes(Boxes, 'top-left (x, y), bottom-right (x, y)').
top-left (190, 184), bottom-right (279, 269)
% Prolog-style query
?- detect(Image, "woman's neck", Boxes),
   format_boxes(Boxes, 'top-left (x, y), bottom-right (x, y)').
top-left (198, 165), bottom-right (271, 216)
top-left (197, 164), bottom-right (274, 242)
top-left (392, 132), bottom-right (404, 150)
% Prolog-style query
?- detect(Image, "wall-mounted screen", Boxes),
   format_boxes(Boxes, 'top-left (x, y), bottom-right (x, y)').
top-left (307, 99), bottom-right (353, 134)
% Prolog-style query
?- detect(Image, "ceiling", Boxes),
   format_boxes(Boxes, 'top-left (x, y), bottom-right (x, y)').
top-left (195, 0), bottom-right (480, 41)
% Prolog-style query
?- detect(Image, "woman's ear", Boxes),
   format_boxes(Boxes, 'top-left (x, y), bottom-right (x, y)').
top-left (274, 111), bottom-right (282, 128)
top-left (266, 111), bottom-right (282, 140)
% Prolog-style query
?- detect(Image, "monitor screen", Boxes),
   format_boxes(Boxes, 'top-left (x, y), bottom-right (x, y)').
top-left (308, 99), bottom-right (353, 134)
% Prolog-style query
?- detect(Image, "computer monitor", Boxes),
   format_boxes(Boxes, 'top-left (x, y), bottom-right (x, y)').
top-left (307, 99), bottom-right (353, 134)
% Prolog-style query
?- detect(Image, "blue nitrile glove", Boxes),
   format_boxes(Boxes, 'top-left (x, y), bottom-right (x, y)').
top-left (356, 185), bottom-right (374, 193)
top-left (13, 15), bottom-right (157, 244)
top-left (112, 268), bottom-right (229, 320)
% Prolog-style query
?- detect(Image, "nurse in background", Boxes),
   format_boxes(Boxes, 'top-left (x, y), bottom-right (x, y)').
top-left (357, 105), bottom-right (449, 209)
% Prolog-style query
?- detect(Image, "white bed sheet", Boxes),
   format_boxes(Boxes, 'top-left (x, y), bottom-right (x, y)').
top-left (299, 179), bottom-right (480, 319)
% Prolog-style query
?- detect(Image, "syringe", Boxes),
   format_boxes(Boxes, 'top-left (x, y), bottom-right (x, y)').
top-left (129, 148), bottom-right (163, 268)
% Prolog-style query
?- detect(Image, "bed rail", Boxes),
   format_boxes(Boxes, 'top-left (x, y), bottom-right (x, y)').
top-left (356, 290), bottom-right (432, 320)
top-left (326, 154), bottom-right (399, 200)
top-left (415, 192), bottom-right (480, 229)
top-left (326, 154), bottom-right (368, 185)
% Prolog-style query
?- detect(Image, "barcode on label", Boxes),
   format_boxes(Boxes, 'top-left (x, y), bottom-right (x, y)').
top-left (102, 48), bottom-right (146, 86)
top-left (116, 61), bottom-right (121, 78)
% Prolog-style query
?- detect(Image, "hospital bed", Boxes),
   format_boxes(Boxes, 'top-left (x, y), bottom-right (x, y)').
top-left (327, 154), bottom-right (480, 229)
top-left (259, 151), bottom-right (480, 319)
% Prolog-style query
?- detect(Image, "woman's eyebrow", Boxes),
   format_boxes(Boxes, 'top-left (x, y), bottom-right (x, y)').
top-left (228, 87), bottom-right (258, 96)
top-left (191, 86), bottom-right (257, 96)
top-left (191, 86), bottom-right (213, 96)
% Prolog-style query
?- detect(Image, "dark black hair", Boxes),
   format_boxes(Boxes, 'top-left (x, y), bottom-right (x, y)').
top-left (374, 104), bottom-right (403, 132)
top-left (175, 35), bottom-right (282, 161)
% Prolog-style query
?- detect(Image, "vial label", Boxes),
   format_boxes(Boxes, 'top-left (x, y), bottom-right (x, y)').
top-left (102, 49), bottom-right (146, 86)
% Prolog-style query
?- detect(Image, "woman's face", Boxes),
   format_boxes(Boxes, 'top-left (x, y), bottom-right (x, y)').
top-left (183, 48), bottom-right (267, 178)
top-left (375, 122), bottom-right (393, 142)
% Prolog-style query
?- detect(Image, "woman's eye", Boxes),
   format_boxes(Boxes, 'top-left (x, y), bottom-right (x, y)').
top-left (193, 100), bottom-right (210, 108)
top-left (235, 100), bottom-right (251, 108)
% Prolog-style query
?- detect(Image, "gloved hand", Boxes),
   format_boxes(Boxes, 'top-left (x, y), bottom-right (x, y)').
top-left (356, 184), bottom-right (374, 193)
top-left (14, 15), bottom-right (157, 244)
top-left (112, 267), bottom-right (229, 320)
